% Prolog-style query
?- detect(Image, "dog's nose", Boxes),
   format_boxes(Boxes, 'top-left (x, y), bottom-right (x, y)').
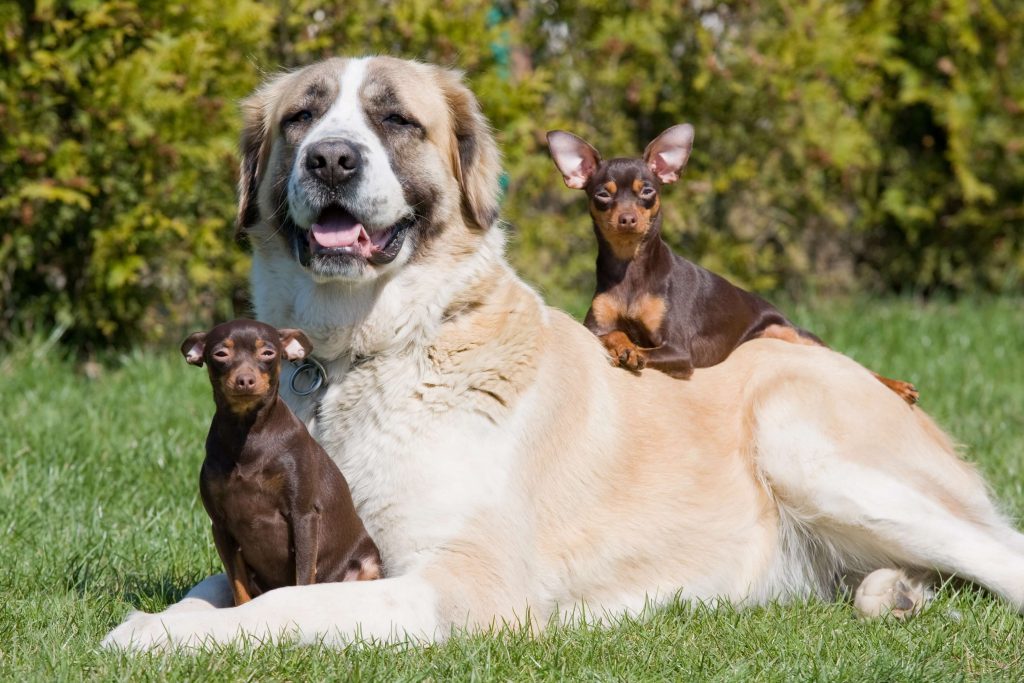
top-left (305, 139), bottom-right (361, 186)
top-left (234, 372), bottom-right (258, 390)
top-left (618, 212), bottom-right (638, 228)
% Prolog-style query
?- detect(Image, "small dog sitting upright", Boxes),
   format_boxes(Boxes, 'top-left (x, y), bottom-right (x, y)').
top-left (547, 125), bottom-right (919, 404)
top-left (181, 319), bottom-right (381, 606)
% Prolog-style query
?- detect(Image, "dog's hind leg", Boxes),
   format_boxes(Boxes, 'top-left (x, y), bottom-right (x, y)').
top-left (754, 380), bottom-right (1024, 614)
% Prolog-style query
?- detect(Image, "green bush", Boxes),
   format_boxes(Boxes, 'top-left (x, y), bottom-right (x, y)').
top-left (1, 1), bottom-right (1021, 348)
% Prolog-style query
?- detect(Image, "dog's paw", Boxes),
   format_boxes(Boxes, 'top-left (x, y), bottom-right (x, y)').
top-left (101, 610), bottom-right (172, 652)
top-left (853, 568), bottom-right (932, 619)
top-left (875, 375), bottom-right (920, 405)
top-left (614, 345), bottom-right (646, 372)
top-left (894, 381), bottom-right (920, 405)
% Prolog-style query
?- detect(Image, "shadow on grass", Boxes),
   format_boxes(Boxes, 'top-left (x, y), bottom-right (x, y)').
top-left (63, 553), bottom-right (202, 611)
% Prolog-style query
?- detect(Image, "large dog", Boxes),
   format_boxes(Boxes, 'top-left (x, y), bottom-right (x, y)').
top-left (104, 57), bottom-right (1024, 650)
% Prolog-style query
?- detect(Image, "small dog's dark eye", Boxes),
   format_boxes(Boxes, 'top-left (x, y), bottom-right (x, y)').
top-left (594, 190), bottom-right (612, 201)
top-left (213, 349), bottom-right (230, 359)
top-left (286, 110), bottom-right (313, 126)
top-left (384, 113), bottom-right (416, 127)
top-left (261, 349), bottom-right (276, 358)
top-left (640, 187), bottom-right (656, 199)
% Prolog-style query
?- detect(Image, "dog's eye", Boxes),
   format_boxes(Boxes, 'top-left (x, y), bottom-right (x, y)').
top-left (285, 110), bottom-right (313, 126)
top-left (594, 190), bottom-right (612, 202)
top-left (640, 187), bottom-right (656, 200)
top-left (383, 113), bottom-right (417, 128)
top-left (213, 349), bottom-right (230, 360)
top-left (260, 349), bottom-right (276, 359)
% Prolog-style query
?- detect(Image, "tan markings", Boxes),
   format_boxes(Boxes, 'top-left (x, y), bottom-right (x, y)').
top-left (628, 294), bottom-right (666, 337)
top-left (759, 324), bottom-right (819, 346)
top-left (261, 471), bottom-right (286, 494)
top-left (231, 549), bottom-right (253, 605)
top-left (599, 330), bottom-right (646, 371)
top-left (632, 178), bottom-right (644, 194)
top-left (872, 373), bottom-right (920, 405)
top-left (223, 338), bottom-right (234, 348)
top-left (255, 338), bottom-right (265, 349)
top-left (590, 293), bottom-right (625, 329)
top-left (604, 181), bottom-right (617, 194)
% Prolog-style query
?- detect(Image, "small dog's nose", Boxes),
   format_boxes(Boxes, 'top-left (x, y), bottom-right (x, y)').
top-left (618, 212), bottom-right (638, 228)
top-left (234, 373), bottom-right (258, 390)
top-left (305, 139), bottom-right (361, 186)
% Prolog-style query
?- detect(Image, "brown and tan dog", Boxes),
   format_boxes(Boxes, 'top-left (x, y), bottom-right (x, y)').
top-left (547, 125), bottom-right (919, 404)
top-left (181, 319), bottom-right (380, 605)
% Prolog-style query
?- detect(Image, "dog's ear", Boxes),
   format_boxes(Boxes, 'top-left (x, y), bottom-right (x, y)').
top-left (643, 124), bottom-right (694, 185)
top-left (236, 79), bottom-right (281, 240)
top-left (278, 328), bottom-right (314, 361)
top-left (181, 332), bottom-right (207, 367)
top-left (546, 131), bottom-right (601, 190)
top-left (438, 69), bottom-right (502, 231)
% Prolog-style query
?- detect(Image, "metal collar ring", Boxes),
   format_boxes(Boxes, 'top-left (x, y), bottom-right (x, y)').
top-left (290, 356), bottom-right (327, 396)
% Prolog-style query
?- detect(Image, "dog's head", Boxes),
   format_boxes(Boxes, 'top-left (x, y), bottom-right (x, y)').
top-left (182, 319), bottom-right (313, 414)
top-left (546, 125), bottom-right (694, 258)
top-left (237, 57), bottom-right (501, 283)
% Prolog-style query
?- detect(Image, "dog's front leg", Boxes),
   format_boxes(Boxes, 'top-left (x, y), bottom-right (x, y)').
top-left (101, 573), bottom-right (442, 652)
top-left (292, 511), bottom-right (320, 585)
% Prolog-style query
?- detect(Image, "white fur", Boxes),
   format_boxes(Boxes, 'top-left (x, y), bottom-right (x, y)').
top-left (288, 58), bottom-right (409, 234)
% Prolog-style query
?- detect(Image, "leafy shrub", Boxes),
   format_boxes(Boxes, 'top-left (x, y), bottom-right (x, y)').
top-left (1, 0), bottom-right (1021, 348)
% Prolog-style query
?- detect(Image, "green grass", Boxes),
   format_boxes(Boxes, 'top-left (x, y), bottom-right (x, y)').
top-left (1, 298), bottom-right (1023, 681)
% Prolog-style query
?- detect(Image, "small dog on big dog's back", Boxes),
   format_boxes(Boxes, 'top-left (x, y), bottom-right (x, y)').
top-left (181, 319), bottom-right (381, 606)
top-left (546, 125), bottom-right (919, 404)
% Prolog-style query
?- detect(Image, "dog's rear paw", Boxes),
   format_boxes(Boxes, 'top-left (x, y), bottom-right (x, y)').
top-left (895, 382), bottom-right (920, 405)
top-left (875, 375), bottom-right (919, 405)
top-left (853, 568), bottom-right (932, 619)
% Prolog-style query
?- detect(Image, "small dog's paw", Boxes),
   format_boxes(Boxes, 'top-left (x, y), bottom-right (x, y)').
top-left (895, 382), bottom-right (920, 405)
top-left (615, 346), bottom-right (646, 372)
top-left (101, 610), bottom-right (171, 652)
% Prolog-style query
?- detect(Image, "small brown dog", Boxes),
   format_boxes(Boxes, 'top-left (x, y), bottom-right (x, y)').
top-left (547, 125), bottom-right (918, 404)
top-left (181, 319), bottom-right (381, 606)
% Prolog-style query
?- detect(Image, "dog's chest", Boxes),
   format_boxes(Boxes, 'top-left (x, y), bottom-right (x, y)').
top-left (591, 288), bottom-right (668, 346)
top-left (297, 355), bottom-right (519, 574)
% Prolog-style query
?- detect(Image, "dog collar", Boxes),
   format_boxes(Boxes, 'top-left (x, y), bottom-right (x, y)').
top-left (290, 355), bottom-right (327, 396)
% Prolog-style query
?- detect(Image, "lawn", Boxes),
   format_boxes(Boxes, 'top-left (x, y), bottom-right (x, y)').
top-left (1, 297), bottom-right (1023, 681)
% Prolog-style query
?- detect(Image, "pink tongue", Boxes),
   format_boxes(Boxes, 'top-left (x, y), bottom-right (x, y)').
top-left (311, 208), bottom-right (367, 248)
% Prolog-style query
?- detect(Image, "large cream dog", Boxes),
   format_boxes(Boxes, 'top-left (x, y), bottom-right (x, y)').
top-left (104, 57), bottom-right (1024, 650)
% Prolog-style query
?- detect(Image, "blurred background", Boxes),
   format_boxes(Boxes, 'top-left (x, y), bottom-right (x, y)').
top-left (2, 0), bottom-right (1022, 352)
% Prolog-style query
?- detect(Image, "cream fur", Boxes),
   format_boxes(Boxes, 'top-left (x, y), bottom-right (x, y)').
top-left (103, 57), bottom-right (1024, 651)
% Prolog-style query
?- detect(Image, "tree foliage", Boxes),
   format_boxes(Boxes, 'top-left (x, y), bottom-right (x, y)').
top-left (2, 0), bottom-right (1021, 348)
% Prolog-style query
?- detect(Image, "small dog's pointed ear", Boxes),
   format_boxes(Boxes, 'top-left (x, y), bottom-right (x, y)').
top-left (546, 131), bottom-right (601, 190)
top-left (181, 332), bottom-right (207, 367)
top-left (279, 328), bottom-right (314, 361)
top-left (643, 124), bottom-right (694, 184)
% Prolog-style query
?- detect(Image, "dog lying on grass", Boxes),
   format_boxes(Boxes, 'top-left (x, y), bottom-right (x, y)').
top-left (182, 319), bottom-right (380, 606)
top-left (103, 57), bottom-right (1024, 652)
top-left (547, 125), bottom-right (919, 404)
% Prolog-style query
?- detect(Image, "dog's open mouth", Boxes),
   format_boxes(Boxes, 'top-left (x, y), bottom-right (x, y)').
top-left (291, 205), bottom-right (413, 268)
